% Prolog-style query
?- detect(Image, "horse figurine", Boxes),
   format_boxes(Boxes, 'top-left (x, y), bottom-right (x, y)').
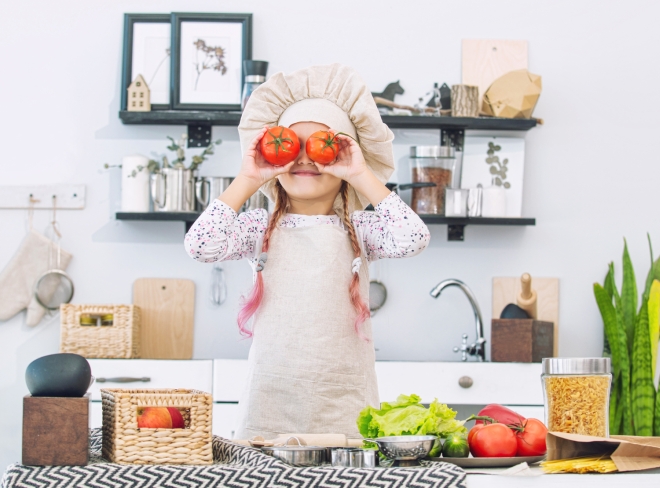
top-left (371, 81), bottom-right (404, 103)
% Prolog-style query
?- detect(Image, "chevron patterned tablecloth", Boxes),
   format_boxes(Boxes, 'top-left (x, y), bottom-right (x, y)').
top-left (2, 429), bottom-right (466, 488)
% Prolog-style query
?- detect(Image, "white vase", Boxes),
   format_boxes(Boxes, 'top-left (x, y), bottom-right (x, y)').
top-left (121, 154), bottom-right (150, 212)
top-left (481, 185), bottom-right (507, 217)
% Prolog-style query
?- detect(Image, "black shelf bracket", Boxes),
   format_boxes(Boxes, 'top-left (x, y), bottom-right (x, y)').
top-left (448, 224), bottom-right (465, 241)
top-left (441, 129), bottom-right (465, 151)
top-left (187, 123), bottom-right (212, 147)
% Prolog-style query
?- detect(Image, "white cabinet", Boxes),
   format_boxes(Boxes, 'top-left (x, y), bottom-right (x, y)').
top-left (213, 403), bottom-right (240, 440)
top-left (88, 359), bottom-right (213, 401)
top-left (375, 361), bottom-right (544, 406)
top-left (87, 359), bottom-right (214, 429)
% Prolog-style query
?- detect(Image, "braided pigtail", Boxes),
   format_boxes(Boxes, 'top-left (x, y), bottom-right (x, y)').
top-left (340, 182), bottom-right (370, 340)
top-left (237, 181), bottom-right (289, 337)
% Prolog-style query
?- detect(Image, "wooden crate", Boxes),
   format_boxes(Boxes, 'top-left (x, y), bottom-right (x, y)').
top-left (101, 388), bottom-right (212, 465)
top-left (23, 395), bottom-right (89, 466)
top-left (60, 304), bottom-right (140, 358)
top-left (491, 319), bottom-right (554, 363)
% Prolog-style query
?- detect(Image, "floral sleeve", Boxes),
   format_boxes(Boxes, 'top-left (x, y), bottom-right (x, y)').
top-left (184, 199), bottom-right (268, 263)
top-left (352, 192), bottom-right (431, 262)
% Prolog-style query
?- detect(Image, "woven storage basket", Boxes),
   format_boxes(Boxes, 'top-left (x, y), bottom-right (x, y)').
top-left (60, 304), bottom-right (140, 358)
top-left (101, 388), bottom-right (213, 465)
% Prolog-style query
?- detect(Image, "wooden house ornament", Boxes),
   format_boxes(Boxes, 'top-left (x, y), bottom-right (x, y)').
top-left (127, 74), bottom-right (151, 112)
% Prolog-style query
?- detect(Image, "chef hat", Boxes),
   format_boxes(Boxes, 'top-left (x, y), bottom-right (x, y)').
top-left (238, 63), bottom-right (395, 213)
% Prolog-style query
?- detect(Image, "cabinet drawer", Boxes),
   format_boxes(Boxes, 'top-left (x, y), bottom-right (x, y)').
top-left (375, 362), bottom-right (544, 405)
top-left (213, 403), bottom-right (239, 440)
top-left (213, 359), bottom-right (249, 401)
top-left (87, 359), bottom-right (213, 401)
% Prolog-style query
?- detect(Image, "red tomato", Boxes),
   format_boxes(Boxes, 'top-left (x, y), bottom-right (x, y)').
top-left (467, 424), bottom-right (485, 445)
top-left (469, 423), bottom-right (517, 458)
top-left (306, 130), bottom-right (340, 165)
top-left (515, 418), bottom-right (548, 456)
top-left (475, 404), bottom-right (525, 426)
top-left (260, 126), bottom-right (300, 166)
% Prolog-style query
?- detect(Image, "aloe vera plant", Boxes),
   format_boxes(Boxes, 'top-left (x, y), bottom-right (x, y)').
top-left (594, 235), bottom-right (660, 435)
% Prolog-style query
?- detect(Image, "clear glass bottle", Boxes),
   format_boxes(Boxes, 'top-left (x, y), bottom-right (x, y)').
top-left (241, 60), bottom-right (269, 110)
top-left (409, 146), bottom-right (456, 215)
top-left (542, 357), bottom-right (612, 437)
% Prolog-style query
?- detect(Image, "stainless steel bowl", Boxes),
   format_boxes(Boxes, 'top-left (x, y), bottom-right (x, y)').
top-left (365, 436), bottom-right (437, 461)
top-left (330, 448), bottom-right (377, 468)
top-left (261, 437), bottom-right (327, 467)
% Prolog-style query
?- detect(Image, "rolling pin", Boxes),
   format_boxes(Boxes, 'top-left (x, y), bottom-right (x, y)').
top-left (517, 273), bottom-right (538, 319)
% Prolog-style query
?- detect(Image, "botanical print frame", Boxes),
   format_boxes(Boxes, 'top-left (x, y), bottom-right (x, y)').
top-left (460, 136), bottom-right (526, 217)
top-left (121, 14), bottom-right (172, 110)
top-left (171, 12), bottom-right (252, 111)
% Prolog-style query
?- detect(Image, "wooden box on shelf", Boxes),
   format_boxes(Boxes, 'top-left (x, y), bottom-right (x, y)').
top-left (23, 395), bottom-right (89, 466)
top-left (491, 319), bottom-right (554, 363)
top-left (60, 304), bottom-right (141, 358)
top-left (101, 388), bottom-right (213, 465)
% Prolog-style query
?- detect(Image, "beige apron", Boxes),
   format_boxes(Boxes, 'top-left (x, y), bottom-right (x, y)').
top-left (235, 224), bottom-right (379, 439)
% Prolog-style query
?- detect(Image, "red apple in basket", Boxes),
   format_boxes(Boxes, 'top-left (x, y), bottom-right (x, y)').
top-left (137, 407), bottom-right (172, 429)
top-left (167, 407), bottom-right (185, 429)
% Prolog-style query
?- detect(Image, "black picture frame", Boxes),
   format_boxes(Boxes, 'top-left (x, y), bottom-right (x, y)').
top-left (171, 12), bottom-right (252, 111)
top-left (121, 13), bottom-right (172, 111)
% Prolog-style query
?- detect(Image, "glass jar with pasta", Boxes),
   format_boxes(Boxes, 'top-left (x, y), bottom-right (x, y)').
top-left (542, 358), bottom-right (612, 437)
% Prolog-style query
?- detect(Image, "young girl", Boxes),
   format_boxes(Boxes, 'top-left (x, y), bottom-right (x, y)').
top-left (185, 64), bottom-right (430, 440)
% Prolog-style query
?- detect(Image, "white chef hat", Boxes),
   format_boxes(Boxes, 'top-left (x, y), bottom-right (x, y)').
top-left (238, 63), bottom-right (395, 213)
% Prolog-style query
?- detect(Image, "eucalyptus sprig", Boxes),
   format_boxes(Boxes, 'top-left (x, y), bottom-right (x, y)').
top-left (128, 133), bottom-right (222, 177)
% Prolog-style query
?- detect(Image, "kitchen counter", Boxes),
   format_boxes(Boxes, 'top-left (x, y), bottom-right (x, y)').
top-left (466, 467), bottom-right (660, 487)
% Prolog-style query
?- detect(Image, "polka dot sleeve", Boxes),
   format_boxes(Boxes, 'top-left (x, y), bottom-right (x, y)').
top-left (352, 191), bottom-right (431, 262)
top-left (184, 199), bottom-right (268, 263)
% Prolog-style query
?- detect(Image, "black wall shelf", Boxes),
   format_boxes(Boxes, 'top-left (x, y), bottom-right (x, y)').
top-left (119, 110), bottom-right (537, 131)
top-left (115, 212), bottom-right (535, 240)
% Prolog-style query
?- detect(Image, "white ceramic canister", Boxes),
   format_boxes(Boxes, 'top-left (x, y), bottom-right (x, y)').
top-left (121, 154), bottom-right (150, 212)
top-left (481, 185), bottom-right (507, 217)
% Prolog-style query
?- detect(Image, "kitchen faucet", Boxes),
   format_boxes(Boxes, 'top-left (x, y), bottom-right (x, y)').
top-left (430, 279), bottom-right (486, 362)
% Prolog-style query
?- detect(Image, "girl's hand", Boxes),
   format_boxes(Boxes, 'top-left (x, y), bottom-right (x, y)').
top-left (314, 133), bottom-right (369, 184)
top-left (239, 126), bottom-right (295, 188)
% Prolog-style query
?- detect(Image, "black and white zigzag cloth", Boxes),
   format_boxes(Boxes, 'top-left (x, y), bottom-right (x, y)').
top-left (2, 429), bottom-right (466, 488)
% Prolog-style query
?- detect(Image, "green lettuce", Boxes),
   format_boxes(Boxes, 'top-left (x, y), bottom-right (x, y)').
top-left (357, 394), bottom-right (466, 457)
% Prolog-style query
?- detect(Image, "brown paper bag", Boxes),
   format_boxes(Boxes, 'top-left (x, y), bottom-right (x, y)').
top-left (547, 432), bottom-right (660, 472)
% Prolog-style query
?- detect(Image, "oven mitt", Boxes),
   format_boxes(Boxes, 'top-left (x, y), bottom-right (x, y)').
top-left (0, 229), bottom-right (72, 326)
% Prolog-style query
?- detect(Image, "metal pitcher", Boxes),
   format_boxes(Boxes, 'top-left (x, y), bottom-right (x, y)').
top-left (242, 191), bottom-right (269, 213)
top-left (150, 168), bottom-right (196, 212)
top-left (195, 176), bottom-right (234, 210)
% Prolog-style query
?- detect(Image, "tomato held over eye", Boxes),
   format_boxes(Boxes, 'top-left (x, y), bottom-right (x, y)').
top-left (469, 423), bottom-right (517, 457)
top-left (306, 130), bottom-right (340, 165)
top-left (515, 418), bottom-right (548, 456)
top-left (260, 126), bottom-right (300, 166)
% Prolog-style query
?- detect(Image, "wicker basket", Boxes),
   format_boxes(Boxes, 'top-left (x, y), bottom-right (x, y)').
top-left (101, 388), bottom-right (213, 465)
top-left (60, 304), bottom-right (140, 358)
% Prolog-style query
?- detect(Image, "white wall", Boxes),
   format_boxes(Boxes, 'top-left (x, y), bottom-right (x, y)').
top-left (1, 0), bottom-right (658, 471)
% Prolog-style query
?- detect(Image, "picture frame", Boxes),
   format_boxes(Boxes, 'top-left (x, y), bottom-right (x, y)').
top-left (121, 14), bottom-right (172, 111)
top-left (171, 12), bottom-right (252, 111)
top-left (460, 136), bottom-right (526, 217)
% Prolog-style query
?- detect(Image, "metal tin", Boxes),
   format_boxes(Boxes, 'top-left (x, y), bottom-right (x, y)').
top-left (261, 437), bottom-right (327, 467)
top-left (409, 146), bottom-right (455, 158)
top-left (542, 357), bottom-right (611, 375)
top-left (330, 448), bottom-right (377, 468)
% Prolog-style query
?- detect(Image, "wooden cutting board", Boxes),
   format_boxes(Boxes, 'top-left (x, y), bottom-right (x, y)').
top-left (133, 278), bottom-right (195, 359)
top-left (462, 39), bottom-right (528, 105)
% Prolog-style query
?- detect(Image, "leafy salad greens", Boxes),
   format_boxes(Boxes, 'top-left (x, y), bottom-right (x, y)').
top-left (357, 394), bottom-right (466, 457)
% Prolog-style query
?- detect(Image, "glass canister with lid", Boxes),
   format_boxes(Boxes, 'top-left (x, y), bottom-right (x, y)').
top-left (542, 357), bottom-right (612, 437)
top-left (409, 146), bottom-right (456, 215)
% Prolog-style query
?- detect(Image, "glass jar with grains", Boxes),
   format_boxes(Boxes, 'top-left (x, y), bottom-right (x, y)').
top-left (542, 357), bottom-right (612, 437)
top-left (409, 146), bottom-right (456, 215)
